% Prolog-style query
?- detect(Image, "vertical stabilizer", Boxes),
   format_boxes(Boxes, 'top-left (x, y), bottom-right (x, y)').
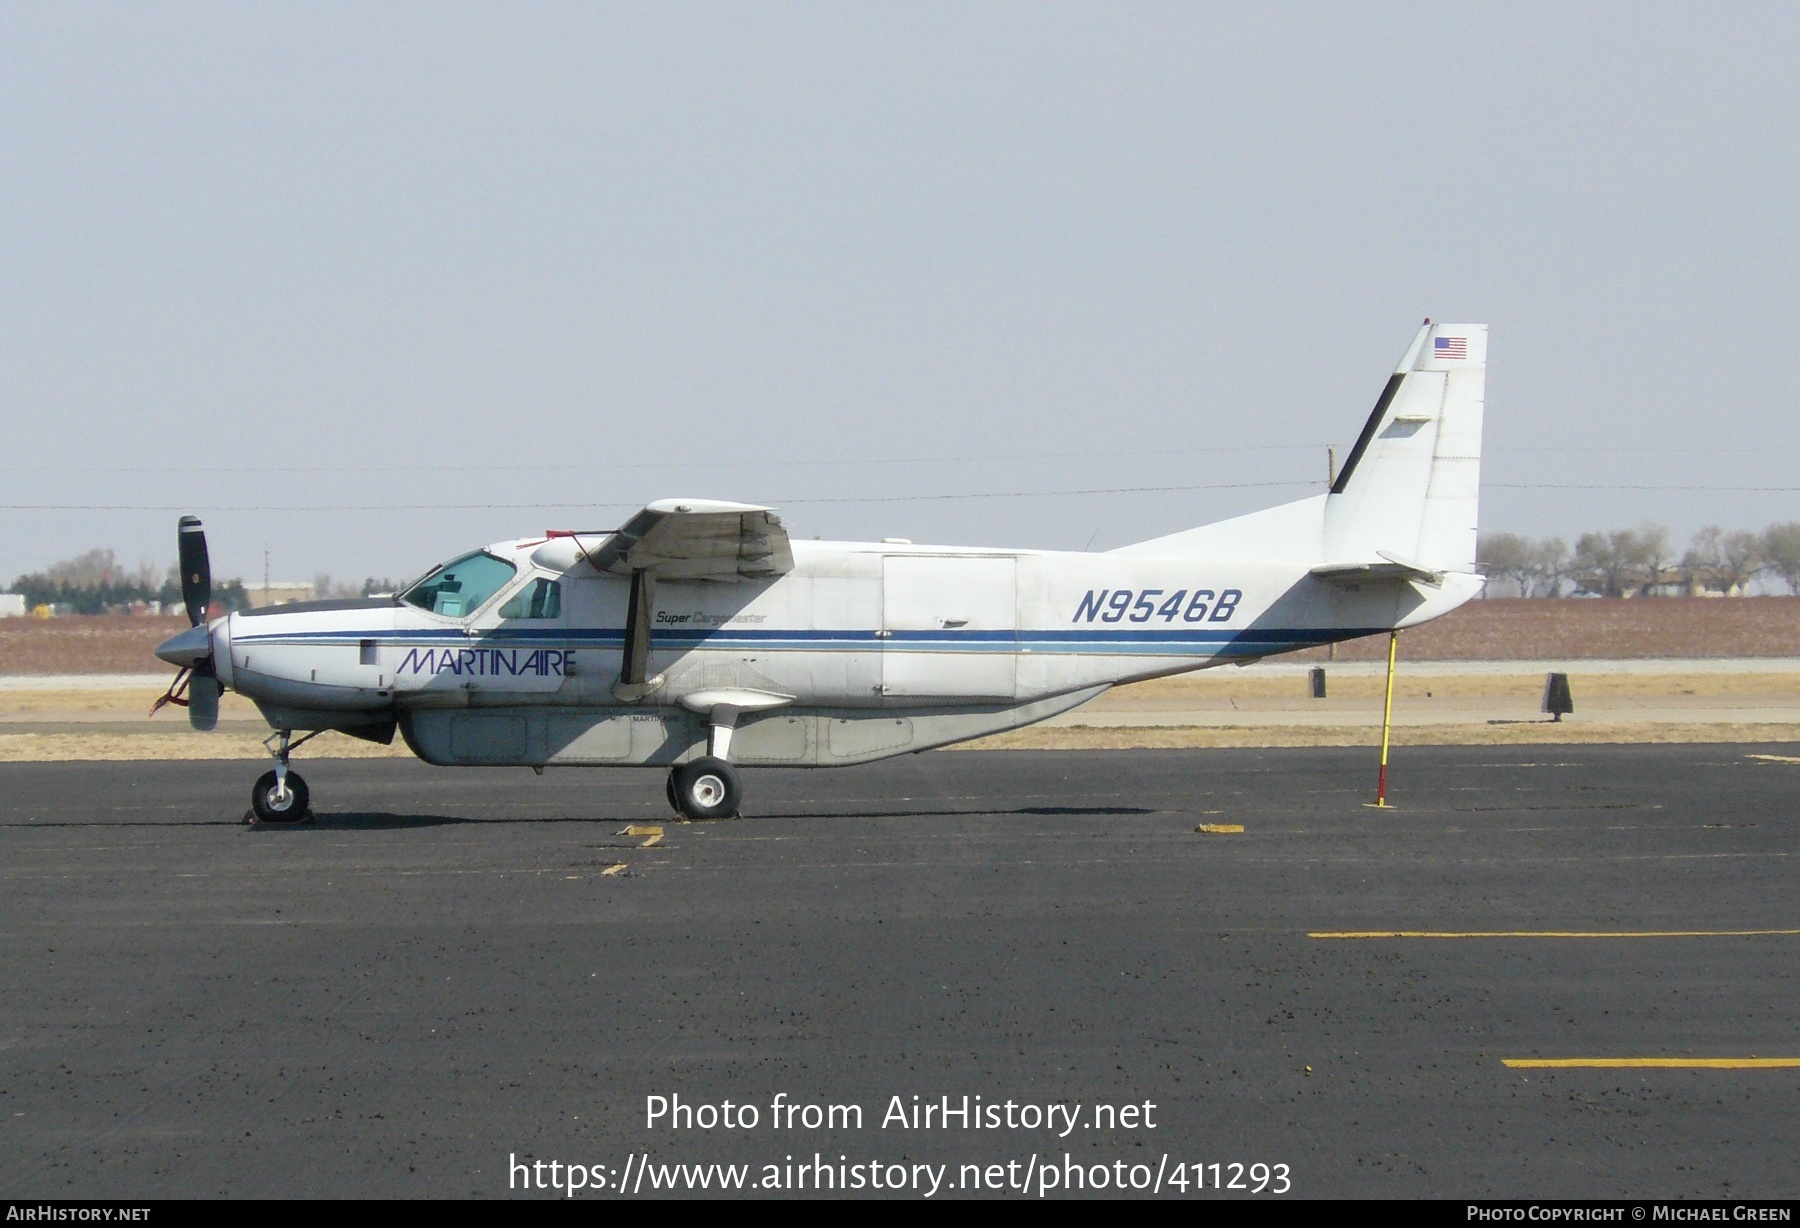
top-left (1321, 321), bottom-right (1486, 573)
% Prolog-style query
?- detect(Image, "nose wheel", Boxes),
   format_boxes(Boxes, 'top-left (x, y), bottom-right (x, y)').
top-left (667, 756), bottom-right (741, 820)
top-left (251, 768), bottom-right (310, 822)
top-left (248, 728), bottom-right (319, 823)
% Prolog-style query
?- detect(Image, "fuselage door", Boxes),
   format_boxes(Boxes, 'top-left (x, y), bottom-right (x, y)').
top-left (880, 555), bottom-right (1018, 699)
top-left (461, 573), bottom-right (573, 697)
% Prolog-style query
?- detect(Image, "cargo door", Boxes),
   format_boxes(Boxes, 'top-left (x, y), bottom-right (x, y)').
top-left (880, 556), bottom-right (1017, 699)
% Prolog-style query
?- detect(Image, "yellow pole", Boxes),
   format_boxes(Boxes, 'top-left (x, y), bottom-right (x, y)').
top-left (1375, 629), bottom-right (1398, 807)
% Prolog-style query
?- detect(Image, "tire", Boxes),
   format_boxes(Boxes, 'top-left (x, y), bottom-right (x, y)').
top-left (251, 769), bottom-right (310, 823)
top-left (671, 756), bottom-right (740, 821)
top-left (665, 770), bottom-right (680, 815)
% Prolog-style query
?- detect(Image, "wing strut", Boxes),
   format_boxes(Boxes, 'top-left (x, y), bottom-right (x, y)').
top-left (614, 568), bottom-right (662, 700)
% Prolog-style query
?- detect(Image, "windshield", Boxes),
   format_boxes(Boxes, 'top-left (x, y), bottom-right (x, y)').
top-left (401, 551), bottom-right (517, 617)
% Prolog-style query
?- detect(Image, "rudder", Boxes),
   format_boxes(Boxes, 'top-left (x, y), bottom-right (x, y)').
top-left (1321, 321), bottom-right (1486, 574)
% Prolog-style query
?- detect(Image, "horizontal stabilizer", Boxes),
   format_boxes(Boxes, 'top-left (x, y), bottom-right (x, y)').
top-left (1311, 551), bottom-right (1446, 588)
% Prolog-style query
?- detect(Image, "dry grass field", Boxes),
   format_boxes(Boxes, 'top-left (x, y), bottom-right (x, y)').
top-left (1296, 595), bottom-right (1800, 660)
top-left (0, 614), bottom-right (191, 675)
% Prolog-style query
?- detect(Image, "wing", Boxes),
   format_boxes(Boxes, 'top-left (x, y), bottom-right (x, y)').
top-left (587, 499), bottom-right (795, 581)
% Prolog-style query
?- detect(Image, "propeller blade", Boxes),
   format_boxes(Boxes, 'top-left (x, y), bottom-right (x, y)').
top-left (188, 663), bottom-right (220, 732)
top-left (178, 515), bottom-right (212, 627)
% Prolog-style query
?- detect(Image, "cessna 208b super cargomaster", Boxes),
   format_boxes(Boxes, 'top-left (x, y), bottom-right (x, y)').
top-left (155, 320), bottom-right (1487, 822)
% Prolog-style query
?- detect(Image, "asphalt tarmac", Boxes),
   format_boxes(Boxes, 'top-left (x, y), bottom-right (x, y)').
top-left (1, 745), bottom-right (1796, 1199)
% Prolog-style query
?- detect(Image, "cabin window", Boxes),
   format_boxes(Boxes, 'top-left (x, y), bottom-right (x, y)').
top-left (400, 551), bottom-right (517, 618)
top-left (498, 577), bottom-right (562, 620)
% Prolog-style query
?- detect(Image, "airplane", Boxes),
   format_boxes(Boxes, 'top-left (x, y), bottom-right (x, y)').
top-left (153, 319), bottom-right (1487, 823)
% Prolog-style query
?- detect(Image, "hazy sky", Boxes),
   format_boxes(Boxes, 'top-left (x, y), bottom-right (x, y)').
top-left (4, 3), bottom-right (1797, 587)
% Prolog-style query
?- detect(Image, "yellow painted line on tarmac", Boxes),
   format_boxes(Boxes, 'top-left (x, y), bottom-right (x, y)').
top-left (1309, 929), bottom-right (1800, 939)
top-left (624, 824), bottom-right (664, 837)
top-left (600, 863), bottom-right (629, 877)
top-left (1196, 824), bottom-right (1244, 834)
top-left (1504, 1051), bottom-right (1800, 1058)
top-left (1745, 754), bottom-right (1800, 764)
top-left (640, 834), bottom-right (663, 848)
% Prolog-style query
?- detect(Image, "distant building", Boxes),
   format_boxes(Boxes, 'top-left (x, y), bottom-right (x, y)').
top-left (246, 583), bottom-right (315, 609)
top-left (0, 594), bottom-right (24, 617)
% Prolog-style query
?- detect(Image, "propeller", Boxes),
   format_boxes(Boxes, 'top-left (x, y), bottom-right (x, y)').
top-left (178, 514), bottom-right (212, 627)
top-left (152, 515), bottom-right (220, 730)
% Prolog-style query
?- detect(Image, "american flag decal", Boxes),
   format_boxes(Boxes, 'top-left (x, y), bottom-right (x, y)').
top-left (1434, 335), bottom-right (1468, 360)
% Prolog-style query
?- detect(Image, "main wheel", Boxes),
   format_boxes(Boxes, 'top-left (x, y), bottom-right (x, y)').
top-left (670, 756), bottom-right (740, 821)
top-left (665, 770), bottom-right (680, 815)
top-left (251, 769), bottom-right (310, 823)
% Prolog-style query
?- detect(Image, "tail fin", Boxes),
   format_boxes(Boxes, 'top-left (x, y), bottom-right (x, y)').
top-left (1112, 319), bottom-right (1486, 569)
top-left (1321, 321), bottom-right (1486, 574)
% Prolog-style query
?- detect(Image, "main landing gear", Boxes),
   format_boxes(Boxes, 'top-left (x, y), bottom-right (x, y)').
top-left (664, 704), bottom-right (748, 821)
top-left (248, 729), bottom-right (318, 823)
top-left (666, 757), bottom-right (741, 821)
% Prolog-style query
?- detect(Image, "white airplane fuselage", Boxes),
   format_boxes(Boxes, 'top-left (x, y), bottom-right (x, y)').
top-left (210, 529), bottom-right (1482, 769)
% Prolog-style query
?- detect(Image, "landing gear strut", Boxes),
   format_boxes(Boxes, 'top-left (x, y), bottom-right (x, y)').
top-left (250, 729), bottom-right (317, 823)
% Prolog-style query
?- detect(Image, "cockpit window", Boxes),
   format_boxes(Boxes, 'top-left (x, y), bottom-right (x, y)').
top-left (401, 552), bottom-right (517, 618)
top-left (498, 577), bottom-right (561, 620)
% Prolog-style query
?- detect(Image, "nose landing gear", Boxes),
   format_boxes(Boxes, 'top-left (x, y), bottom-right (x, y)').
top-left (248, 729), bottom-right (319, 824)
top-left (251, 768), bottom-right (310, 822)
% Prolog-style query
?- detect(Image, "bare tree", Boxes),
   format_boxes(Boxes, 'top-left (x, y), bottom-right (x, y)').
top-left (1527, 536), bottom-right (1569, 596)
top-left (1477, 532), bottom-right (1533, 596)
top-left (38, 548), bottom-right (121, 590)
top-left (1573, 529), bottom-right (1649, 597)
top-left (1684, 525), bottom-right (1762, 595)
top-left (1683, 525), bottom-right (1724, 593)
top-left (1722, 531), bottom-right (1762, 593)
top-left (1474, 533), bottom-right (1570, 597)
top-left (1763, 522), bottom-right (1800, 595)
top-left (1636, 522), bottom-right (1674, 595)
